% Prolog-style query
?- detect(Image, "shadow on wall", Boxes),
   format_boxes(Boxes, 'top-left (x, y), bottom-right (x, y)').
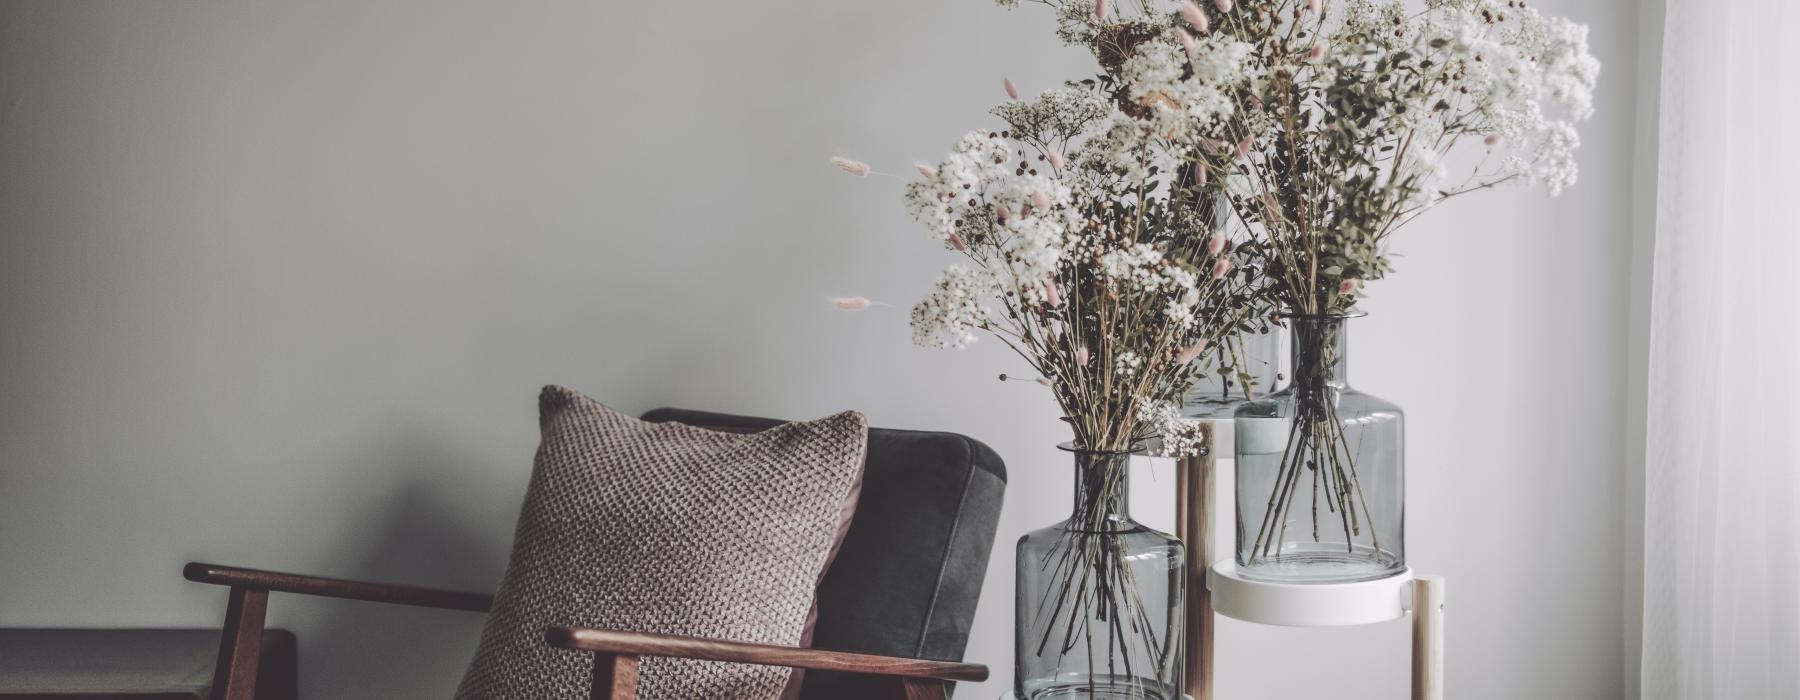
top-left (283, 458), bottom-right (511, 698)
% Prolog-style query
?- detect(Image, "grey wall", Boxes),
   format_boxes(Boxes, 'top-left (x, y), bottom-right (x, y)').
top-left (0, 1), bottom-right (1642, 698)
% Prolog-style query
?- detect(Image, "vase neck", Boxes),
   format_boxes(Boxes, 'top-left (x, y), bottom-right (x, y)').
top-left (1289, 315), bottom-right (1350, 389)
top-left (1068, 448), bottom-right (1132, 529)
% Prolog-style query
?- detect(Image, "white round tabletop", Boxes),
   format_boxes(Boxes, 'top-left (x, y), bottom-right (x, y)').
top-left (1208, 561), bottom-right (1414, 627)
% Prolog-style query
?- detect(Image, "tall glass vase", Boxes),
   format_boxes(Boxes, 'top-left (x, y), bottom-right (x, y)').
top-left (1016, 445), bottom-right (1185, 699)
top-left (1182, 327), bottom-right (1283, 419)
top-left (1233, 313), bottom-right (1404, 583)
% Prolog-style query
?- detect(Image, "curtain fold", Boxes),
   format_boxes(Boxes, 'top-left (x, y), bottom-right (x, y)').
top-left (1641, 1), bottom-right (1800, 698)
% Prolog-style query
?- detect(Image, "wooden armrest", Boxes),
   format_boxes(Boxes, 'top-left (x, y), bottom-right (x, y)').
top-left (543, 627), bottom-right (988, 683)
top-left (184, 562), bottom-right (493, 613)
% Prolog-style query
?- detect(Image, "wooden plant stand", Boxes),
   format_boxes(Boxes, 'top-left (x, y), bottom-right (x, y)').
top-left (1177, 425), bottom-right (1444, 700)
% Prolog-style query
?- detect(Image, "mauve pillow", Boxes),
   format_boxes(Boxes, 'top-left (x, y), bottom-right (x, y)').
top-left (454, 386), bottom-right (868, 699)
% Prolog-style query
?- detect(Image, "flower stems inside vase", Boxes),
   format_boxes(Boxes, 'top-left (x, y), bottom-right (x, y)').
top-left (1017, 445), bottom-right (1185, 699)
top-left (1235, 314), bottom-right (1405, 583)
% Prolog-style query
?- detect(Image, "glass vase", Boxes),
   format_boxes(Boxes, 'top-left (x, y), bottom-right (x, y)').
top-left (1181, 326), bottom-right (1283, 419)
top-left (1015, 445), bottom-right (1185, 699)
top-left (1233, 313), bottom-right (1404, 583)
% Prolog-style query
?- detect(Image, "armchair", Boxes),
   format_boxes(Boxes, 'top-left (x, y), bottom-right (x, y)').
top-left (185, 407), bottom-right (1007, 699)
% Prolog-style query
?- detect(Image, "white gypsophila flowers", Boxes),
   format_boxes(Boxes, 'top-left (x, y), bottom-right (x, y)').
top-left (1187, 34), bottom-right (1260, 87)
top-left (1141, 401), bottom-right (1209, 457)
top-left (1120, 36), bottom-right (1251, 142)
top-left (906, 132), bottom-right (1041, 242)
top-left (988, 174), bottom-right (1079, 284)
top-left (1073, 116), bottom-right (1161, 184)
top-left (1531, 18), bottom-right (1601, 121)
top-left (1506, 120), bottom-right (1582, 195)
top-left (1424, 0), bottom-right (1600, 118)
top-left (1047, 0), bottom-right (1103, 47)
top-left (1293, 0), bottom-right (1598, 216)
top-left (1095, 242), bottom-right (1204, 317)
top-left (1165, 299), bottom-right (1198, 330)
top-left (1098, 243), bottom-right (1166, 286)
top-left (991, 87), bottom-right (1113, 146)
top-left (911, 265), bottom-right (994, 349)
top-left (904, 131), bottom-right (1081, 297)
top-left (1397, 118), bottom-right (1450, 205)
top-left (903, 128), bottom-right (1088, 347)
top-left (1114, 351), bottom-right (1144, 377)
top-left (1340, 0), bottom-right (1413, 52)
top-left (1095, 242), bottom-right (1204, 303)
top-left (1408, 0), bottom-right (1597, 195)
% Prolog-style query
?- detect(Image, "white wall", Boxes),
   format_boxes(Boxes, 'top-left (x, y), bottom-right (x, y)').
top-left (0, 2), bottom-right (1641, 698)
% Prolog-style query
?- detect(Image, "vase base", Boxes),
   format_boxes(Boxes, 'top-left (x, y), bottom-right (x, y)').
top-left (1008, 691), bottom-right (1188, 694)
top-left (1017, 675), bottom-right (1181, 700)
top-left (1236, 543), bottom-right (1404, 584)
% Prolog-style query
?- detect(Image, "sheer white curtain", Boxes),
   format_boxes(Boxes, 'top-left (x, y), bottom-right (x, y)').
top-left (1641, 0), bottom-right (1800, 697)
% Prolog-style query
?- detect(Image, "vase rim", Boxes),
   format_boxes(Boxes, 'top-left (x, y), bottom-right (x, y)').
top-left (1056, 441), bottom-right (1147, 456)
top-left (1279, 309), bottom-right (1368, 321)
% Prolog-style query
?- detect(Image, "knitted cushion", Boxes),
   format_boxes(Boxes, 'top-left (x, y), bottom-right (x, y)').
top-left (455, 386), bottom-right (868, 699)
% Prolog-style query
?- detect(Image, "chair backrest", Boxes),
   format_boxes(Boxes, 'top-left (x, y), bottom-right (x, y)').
top-left (639, 408), bottom-right (1007, 698)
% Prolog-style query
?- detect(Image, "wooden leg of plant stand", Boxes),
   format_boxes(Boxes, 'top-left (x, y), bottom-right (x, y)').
top-left (1411, 576), bottom-right (1445, 700)
top-left (1176, 422), bottom-right (1216, 700)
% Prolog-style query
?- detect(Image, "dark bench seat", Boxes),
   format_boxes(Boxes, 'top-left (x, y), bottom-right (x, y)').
top-left (0, 629), bottom-right (295, 699)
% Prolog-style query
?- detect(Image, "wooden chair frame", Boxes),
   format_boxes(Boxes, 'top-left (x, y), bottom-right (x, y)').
top-left (185, 563), bottom-right (985, 700)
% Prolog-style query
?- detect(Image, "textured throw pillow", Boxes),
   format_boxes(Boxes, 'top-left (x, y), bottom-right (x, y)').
top-left (455, 386), bottom-right (868, 699)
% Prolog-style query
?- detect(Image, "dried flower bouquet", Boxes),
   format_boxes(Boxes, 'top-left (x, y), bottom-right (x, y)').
top-left (833, 0), bottom-right (1596, 693)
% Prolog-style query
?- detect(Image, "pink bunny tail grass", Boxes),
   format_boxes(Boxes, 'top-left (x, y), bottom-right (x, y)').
top-left (1076, 345), bottom-right (1091, 366)
top-left (1094, 0), bottom-right (1109, 21)
top-left (1048, 149), bottom-right (1066, 171)
top-left (1210, 256), bottom-right (1234, 280)
top-left (947, 231), bottom-right (969, 252)
top-left (1035, 377), bottom-right (1054, 387)
top-left (1043, 282), bottom-right (1063, 307)
top-left (1214, 0), bottom-right (1233, 12)
top-left (1338, 278), bottom-right (1361, 295)
top-left (915, 162), bottom-right (938, 178)
top-left (993, 201), bottom-right (1010, 222)
top-left (1181, 2), bottom-right (1209, 33)
top-left (1193, 162), bottom-right (1209, 187)
top-left (1207, 232), bottom-right (1229, 256)
top-left (830, 296), bottom-right (892, 310)
top-left (1234, 136), bottom-right (1254, 158)
top-left (1177, 29), bottom-right (1197, 53)
top-left (1306, 0), bottom-right (1321, 13)
top-left (1031, 190), bottom-right (1053, 211)
top-left (831, 157), bottom-right (872, 177)
top-left (1004, 77), bottom-right (1021, 101)
top-left (1260, 192), bottom-right (1284, 219)
top-left (1176, 340), bottom-right (1211, 365)
top-left (1307, 41), bottom-right (1328, 62)
top-left (1484, 133), bottom-right (1503, 146)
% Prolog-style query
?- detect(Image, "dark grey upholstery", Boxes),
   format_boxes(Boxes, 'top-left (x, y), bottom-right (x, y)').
top-left (0, 628), bottom-right (297, 699)
top-left (639, 408), bottom-right (1007, 699)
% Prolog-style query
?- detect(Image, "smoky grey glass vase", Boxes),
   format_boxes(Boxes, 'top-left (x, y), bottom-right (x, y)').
top-left (1015, 445), bottom-right (1185, 699)
top-left (1182, 326), bottom-right (1283, 419)
top-left (1233, 313), bottom-right (1405, 583)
